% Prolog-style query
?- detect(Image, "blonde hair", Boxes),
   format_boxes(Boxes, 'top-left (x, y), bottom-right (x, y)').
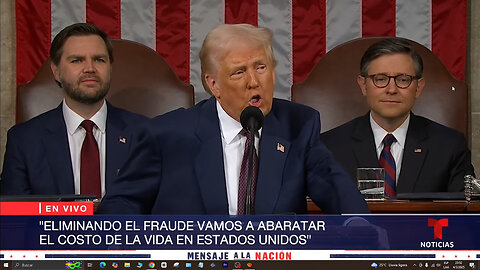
top-left (199, 24), bottom-right (277, 94)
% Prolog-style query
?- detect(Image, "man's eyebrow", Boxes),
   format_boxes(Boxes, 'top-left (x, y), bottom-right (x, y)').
top-left (231, 58), bottom-right (267, 68)
top-left (93, 53), bottom-right (109, 58)
top-left (66, 54), bottom-right (84, 59)
top-left (230, 64), bottom-right (246, 69)
top-left (253, 58), bottom-right (267, 65)
top-left (65, 53), bottom-right (109, 60)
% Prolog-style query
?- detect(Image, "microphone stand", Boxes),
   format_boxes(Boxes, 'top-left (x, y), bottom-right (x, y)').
top-left (240, 106), bottom-right (263, 215)
top-left (245, 122), bottom-right (256, 215)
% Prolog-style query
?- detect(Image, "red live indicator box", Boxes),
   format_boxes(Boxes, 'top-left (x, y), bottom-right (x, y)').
top-left (0, 202), bottom-right (93, 215)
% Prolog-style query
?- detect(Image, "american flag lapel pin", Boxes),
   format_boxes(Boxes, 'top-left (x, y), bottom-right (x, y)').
top-left (119, 137), bottom-right (127, 144)
top-left (414, 148), bottom-right (422, 153)
top-left (277, 143), bottom-right (285, 153)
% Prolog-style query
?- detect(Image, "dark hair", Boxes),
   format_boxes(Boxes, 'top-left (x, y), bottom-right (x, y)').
top-left (360, 37), bottom-right (423, 78)
top-left (50, 23), bottom-right (113, 65)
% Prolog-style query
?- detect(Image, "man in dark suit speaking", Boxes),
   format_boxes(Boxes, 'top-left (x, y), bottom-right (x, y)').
top-left (321, 38), bottom-right (474, 195)
top-left (98, 24), bottom-right (368, 215)
top-left (1, 23), bottom-right (147, 198)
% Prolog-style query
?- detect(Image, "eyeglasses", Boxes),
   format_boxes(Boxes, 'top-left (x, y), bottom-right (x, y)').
top-left (365, 74), bottom-right (420, 89)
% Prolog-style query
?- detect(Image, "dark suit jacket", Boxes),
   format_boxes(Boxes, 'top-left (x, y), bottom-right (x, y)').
top-left (0, 102), bottom-right (148, 195)
top-left (98, 97), bottom-right (369, 214)
top-left (321, 113), bottom-right (474, 192)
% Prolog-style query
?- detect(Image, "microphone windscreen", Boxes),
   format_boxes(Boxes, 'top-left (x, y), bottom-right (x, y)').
top-left (240, 106), bottom-right (264, 132)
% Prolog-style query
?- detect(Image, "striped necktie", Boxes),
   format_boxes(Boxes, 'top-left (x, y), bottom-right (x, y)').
top-left (379, 134), bottom-right (397, 198)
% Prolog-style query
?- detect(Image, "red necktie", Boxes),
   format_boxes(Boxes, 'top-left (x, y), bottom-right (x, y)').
top-left (237, 130), bottom-right (258, 214)
top-left (379, 134), bottom-right (397, 198)
top-left (80, 120), bottom-right (101, 199)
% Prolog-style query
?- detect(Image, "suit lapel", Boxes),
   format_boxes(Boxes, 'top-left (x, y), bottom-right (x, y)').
top-left (194, 98), bottom-right (229, 214)
top-left (105, 103), bottom-right (129, 190)
top-left (397, 114), bottom-right (428, 192)
top-left (43, 105), bottom-right (75, 194)
top-left (255, 110), bottom-right (290, 214)
top-left (352, 114), bottom-right (380, 168)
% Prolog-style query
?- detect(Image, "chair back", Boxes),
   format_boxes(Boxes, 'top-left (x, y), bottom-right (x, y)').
top-left (291, 37), bottom-right (468, 137)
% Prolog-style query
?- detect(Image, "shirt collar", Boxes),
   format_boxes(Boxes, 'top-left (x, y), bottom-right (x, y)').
top-left (370, 113), bottom-right (409, 149)
top-left (63, 99), bottom-right (108, 135)
top-left (216, 101), bottom-right (244, 145)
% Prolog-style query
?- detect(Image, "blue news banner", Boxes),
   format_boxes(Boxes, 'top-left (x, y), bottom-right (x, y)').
top-left (1, 215), bottom-right (480, 250)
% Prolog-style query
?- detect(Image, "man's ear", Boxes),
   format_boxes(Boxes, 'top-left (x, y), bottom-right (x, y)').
top-left (357, 75), bottom-right (367, 96)
top-left (415, 77), bottom-right (426, 98)
top-left (272, 69), bottom-right (276, 85)
top-left (50, 61), bottom-right (60, 82)
top-left (50, 61), bottom-right (63, 87)
top-left (205, 74), bottom-right (220, 99)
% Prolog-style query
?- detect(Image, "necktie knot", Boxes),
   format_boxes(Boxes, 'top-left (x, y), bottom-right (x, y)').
top-left (241, 129), bottom-right (252, 137)
top-left (81, 120), bottom-right (95, 133)
top-left (241, 129), bottom-right (254, 146)
top-left (383, 134), bottom-right (396, 147)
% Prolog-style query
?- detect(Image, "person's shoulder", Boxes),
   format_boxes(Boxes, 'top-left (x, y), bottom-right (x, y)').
top-left (321, 115), bottom-right (365, 139)
top-left (272, 98), bottom-right (320, 120)
top-left (107, 103), bottom-right (149, 123)
top-left (411, 114), bottom-right (466, 140)
top-left (4, 107), bottom-right (63, 147)
top-left (8, 107), bottom-right (61, 135)
top-left (157, 98), bottom-right (206, 118)
top-left (275, 98), bottom-right (316, 112)
top-left (147, 98), bottom-right (210, 129)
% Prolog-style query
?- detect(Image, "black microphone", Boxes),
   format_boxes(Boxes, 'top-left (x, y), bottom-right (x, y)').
top-left (240, 106), bottom-right (264, 133)
top-left (240, 106), bottom-right (264, 215)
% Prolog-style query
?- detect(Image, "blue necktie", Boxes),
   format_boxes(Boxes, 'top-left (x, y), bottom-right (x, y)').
top-left (379, 134), bottom-right (396, 198)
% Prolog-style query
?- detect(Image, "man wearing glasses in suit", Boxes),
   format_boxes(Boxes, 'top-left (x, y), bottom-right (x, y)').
top-left (321, 37), bottom-right (474, 196)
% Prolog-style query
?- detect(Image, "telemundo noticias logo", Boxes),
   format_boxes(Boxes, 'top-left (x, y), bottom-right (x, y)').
top-left (420, 218), bottom-right (454, 248)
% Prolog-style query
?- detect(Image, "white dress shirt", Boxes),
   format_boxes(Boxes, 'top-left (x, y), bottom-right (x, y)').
top-left (63, 100), bottom-right (107, 197)
top-left (370, 113), bottom-right (409, 181)
top-left (216, 101), bottom-right (260, 215)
